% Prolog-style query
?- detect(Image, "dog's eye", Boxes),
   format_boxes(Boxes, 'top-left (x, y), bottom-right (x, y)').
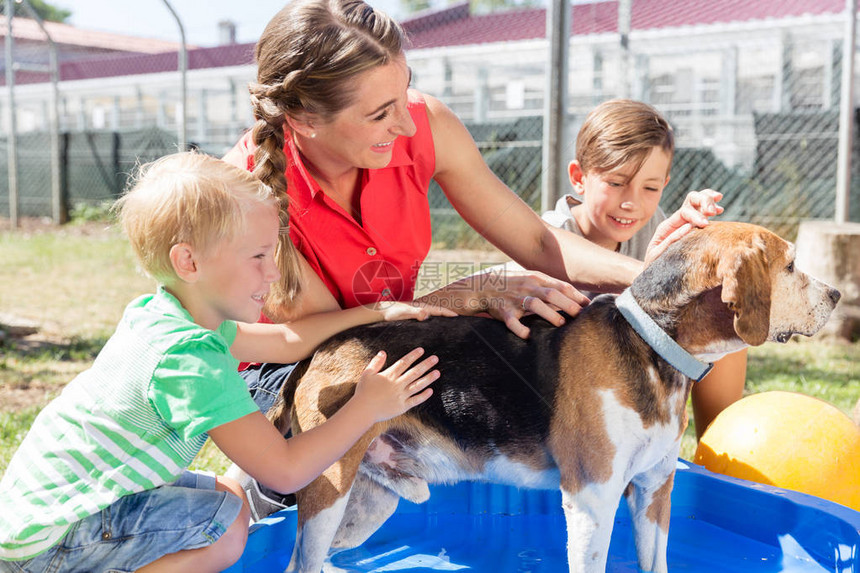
top-left (786, 261), bottom-right (795, 273)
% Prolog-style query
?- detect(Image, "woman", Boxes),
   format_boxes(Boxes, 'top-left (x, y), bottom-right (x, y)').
top-left (223, 0), bottom-right (717, 333)
top-left (222, 0), bottom-right (720, 517)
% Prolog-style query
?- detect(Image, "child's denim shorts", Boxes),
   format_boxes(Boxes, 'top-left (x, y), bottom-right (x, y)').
top-left (0, 470), bottom-right (244, 573)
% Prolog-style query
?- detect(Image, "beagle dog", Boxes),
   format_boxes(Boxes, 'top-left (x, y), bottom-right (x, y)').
top-left (270, 222), bottom-right (840, 573)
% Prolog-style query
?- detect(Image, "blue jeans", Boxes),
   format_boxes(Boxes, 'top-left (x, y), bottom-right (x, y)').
top-left (0, 471), bottom-right (243, 573)
top-left (238, 363), bottom-right (300, 512)
top-left (240, 362), bottom-right (300, 415)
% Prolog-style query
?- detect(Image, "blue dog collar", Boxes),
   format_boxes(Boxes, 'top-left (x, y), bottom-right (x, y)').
top-left (616, 289), bottom-right (714, 382)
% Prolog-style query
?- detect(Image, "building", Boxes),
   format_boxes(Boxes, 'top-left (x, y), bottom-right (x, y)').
top-left (0, 0), bottom-right (856, 227)
top-left (403, 0), bottom-right (846, 170)
top-left (0, 0), bottom-right (849, 159)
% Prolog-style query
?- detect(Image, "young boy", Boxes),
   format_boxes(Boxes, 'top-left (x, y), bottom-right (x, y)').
top-left (0, 152), bottom-right (452, 572)
top-left (544, 98), bottom-right (746, 439)
top-left (546, 99), bottom-right (708, 271)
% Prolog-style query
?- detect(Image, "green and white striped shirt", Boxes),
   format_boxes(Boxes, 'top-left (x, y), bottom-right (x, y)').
top-left (0, 288), bottom-right (258, 560)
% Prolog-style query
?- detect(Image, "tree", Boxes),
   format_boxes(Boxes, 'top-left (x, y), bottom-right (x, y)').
top-left (399, 0), bottom-right (432, 15)
top-left (0, 0), bottom-right (72, 23)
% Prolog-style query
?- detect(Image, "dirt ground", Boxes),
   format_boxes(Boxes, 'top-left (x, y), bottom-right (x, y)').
top-left (0, 377), bottom-right (78, 412)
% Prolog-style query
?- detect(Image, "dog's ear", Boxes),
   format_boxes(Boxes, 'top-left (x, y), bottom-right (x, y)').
top-left (717, 237), bottom-right (771, 346)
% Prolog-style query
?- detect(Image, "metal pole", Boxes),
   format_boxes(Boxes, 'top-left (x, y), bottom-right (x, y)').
top-left (161, 0), bottom-right (187, 150)
top-left (19, 0), bottom-right (64, 223)
top-left (836, 0), bottom-right (856, 224)
top-left (4, 2), bottom-right (18, 228)
top-left (618, 0), bottom-right (631, 99)
top-left (541, 0), bottom-right (570, 212)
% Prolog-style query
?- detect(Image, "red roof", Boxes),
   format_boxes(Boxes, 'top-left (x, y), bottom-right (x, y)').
top-left (402, 0), bottom-right (845, 49)
top-left (4, 0), bottom-right (846, 86)
top-left (61, 43), bottom-right (256, 81)
top-left (0, 15), bottom-right (183, 53)
top-left (5, 42), bottom-right (256, 86)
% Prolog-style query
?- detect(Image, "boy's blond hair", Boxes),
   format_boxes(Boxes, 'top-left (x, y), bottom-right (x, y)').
top-left (576, 99), bottom-right (674, 178)
top-left (115, 152), bottom-right (278, 285)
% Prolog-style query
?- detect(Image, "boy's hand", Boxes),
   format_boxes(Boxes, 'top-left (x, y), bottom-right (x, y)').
top-left (644, 188), bottom-right (724, 266)
top-left (375, 301), bottom-right (457, 322)
top-left (352, 348), bottom-right (439, 422)
top-left (678, 189), bottom-right (724, 226)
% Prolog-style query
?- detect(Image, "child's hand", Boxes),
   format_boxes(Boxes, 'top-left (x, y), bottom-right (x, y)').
top-left (678, 189), bottom-right (724, 227)
top-left (375, 301), bottom-right (457, 322)
top-left (352, 348), bottom-right (439, 422)
top-left (644, 189), bottom-right (724, 265)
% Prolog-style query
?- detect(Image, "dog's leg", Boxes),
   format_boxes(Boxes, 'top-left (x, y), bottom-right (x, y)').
top-left (625, 456), bottom-right (677, 573)
top-left (287, 492), bottom-right (350, 573)
top-left (331, 471), bottom-right (400, 549)
top-left (560, 478), bottom-right (627, 573)
top-left (286, 436), bottom-right (372, 573)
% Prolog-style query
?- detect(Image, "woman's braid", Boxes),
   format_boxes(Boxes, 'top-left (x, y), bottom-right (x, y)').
top-left (249, 83), bottom-right (302, 313)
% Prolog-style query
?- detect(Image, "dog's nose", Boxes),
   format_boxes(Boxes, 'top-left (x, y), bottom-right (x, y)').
top-left (829, 288), bottom-right (842, 305)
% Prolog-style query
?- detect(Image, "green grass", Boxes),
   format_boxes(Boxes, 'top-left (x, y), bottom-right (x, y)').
top-left (1, 220), bottom-right (858, 475)
top-left (746, 342), bottom-right (859, 406)
top-left (0, 408), bottom-right (39, 471)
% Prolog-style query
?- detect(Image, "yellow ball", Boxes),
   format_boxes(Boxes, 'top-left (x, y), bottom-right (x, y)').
top-left (694, 391), bottom-right (860, 511)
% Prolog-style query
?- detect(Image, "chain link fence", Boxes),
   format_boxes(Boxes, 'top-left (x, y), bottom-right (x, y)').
top-left (405, 1), bottom-right (860, 244)
top-left (1, 1), bottom-right (858, 245)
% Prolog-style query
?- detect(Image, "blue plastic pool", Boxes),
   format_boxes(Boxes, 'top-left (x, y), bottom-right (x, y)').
top-left (224, 460), bottom-right (860, 572)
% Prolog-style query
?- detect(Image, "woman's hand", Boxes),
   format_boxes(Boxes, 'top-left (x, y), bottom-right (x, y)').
top-left (374, 301), bottom-right (458, 322)
top-left (352, 348), bottom-right (439, 422)
top-left (644, 188), bottom-right (724, 266)
top-left (483, 269), bottom-right (589, 339)
top-left (419, 266), bottom-right (589, 340)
